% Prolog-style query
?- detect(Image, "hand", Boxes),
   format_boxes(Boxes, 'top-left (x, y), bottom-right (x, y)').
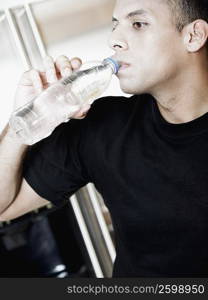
top-left (13, 55), bottom-right (91, 119)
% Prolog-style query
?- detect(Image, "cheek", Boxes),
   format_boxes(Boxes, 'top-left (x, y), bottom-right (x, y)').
top-left (133, 30), bottom-right (180, 63)
top-left (136, 40), bottom-right (180, 78)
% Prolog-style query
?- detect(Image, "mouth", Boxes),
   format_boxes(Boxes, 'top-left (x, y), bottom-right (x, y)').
top-left (117, 61), bottom-right (131, 72)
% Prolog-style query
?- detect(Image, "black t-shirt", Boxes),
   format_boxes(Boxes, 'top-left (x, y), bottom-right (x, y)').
top-left (23, 93), bottom-right (208, 277)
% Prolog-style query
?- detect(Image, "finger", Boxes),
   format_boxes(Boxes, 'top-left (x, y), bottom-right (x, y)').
top-left (71, 57), bottom-right (82, 70)
top-left (74, 112), bottom-right (88, 119)
top-left (55, 55), bottom-right (72, 77)
top-left (72, 104), bottom-right (91, 119)
top-left (19, 70), bottom-right (34, 86)
top-left (80, 104), bottom-right (91, 114)
top-left (39, 71), bottom-right (50, 88)
top-left (28, 69), bottom-right (43, 93)
top-left (43, 55), bottom-right (57, 84)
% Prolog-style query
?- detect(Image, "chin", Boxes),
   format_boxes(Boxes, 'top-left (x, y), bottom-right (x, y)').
top-left (119, 81), bottom-right (147, 95)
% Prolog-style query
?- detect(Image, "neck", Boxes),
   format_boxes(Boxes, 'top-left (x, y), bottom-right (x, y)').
top-left (151, 58), bottom-right (208, 124)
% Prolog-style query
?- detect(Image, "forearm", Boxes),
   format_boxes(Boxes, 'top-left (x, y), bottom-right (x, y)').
top-left (0, 124), bottom-right (28, 214)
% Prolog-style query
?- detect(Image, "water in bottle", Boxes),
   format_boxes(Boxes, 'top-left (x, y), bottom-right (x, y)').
top-left (9, 57), bottom-right (120, 145)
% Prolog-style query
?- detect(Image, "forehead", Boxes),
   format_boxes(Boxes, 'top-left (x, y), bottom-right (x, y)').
top-left (114, 0), bottom-right (170, 19)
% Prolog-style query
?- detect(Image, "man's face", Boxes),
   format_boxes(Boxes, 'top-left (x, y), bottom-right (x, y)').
top-left (109, 0), bottom-right (186, 95)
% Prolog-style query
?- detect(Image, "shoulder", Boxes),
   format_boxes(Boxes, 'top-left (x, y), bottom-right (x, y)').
top-left (32, 94), bottom-right (153, 152)
top-left (84, 93), bottom-right (153, 123)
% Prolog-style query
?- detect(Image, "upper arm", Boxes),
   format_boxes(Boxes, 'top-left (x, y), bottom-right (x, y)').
top-left (0, 178), bottom-right (50, 221)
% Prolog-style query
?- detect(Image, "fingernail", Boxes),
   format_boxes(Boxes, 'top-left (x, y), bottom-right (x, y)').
top-left (63, 67), bottom-right (72, 77)
top-left (71, 59), bottom-right (80, 69)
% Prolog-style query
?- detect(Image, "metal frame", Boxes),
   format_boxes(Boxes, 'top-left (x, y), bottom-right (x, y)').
top-left (5, 8), bottom-right (31, 69)
top-left (70, 195), bottom-right (104, 277)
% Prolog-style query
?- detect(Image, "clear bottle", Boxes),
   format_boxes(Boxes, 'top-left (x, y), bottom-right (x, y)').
top-left (9, 57), bottom-right (120, 145)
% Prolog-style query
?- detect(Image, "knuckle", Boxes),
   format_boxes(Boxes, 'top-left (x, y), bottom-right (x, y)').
top-left (55, 55), bottom-right (69, 66)
top-left (30, 69), bottom-right (38, 75)
top-left (46, 66), bottom-right (56, 73)
top-left (43, 56), bottom-right (54, 68)
top-left (30, 69), bottom-right (40, 81)
top-left (55, 56), bottom-right (72, 77)
top-left (57, 54), bottom-right (69, 61)
top-left (23, 70), bottom-right (30, 76)
top-left (44, 55), bottom-right (53, 62)
top-left (23, 68), bottom-right (35, 77)
top-left (57, 59), bottom-right (71, 71)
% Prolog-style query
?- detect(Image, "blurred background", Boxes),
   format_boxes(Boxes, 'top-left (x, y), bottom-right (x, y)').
top-left (0, 0), bottom-right (128, 278)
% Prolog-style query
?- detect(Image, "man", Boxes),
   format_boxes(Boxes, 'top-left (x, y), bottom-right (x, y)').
top-left (0, 0), bottom-right (208, 277)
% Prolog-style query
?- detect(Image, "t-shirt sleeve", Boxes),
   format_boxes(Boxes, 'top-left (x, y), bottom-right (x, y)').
top-left (23, 119), bottom-right (90, 208)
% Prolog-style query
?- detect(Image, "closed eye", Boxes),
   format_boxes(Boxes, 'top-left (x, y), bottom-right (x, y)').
top-left (112, 21), bottom-right (148, 32)
top-left (133, 22), bottom-right (148, 30)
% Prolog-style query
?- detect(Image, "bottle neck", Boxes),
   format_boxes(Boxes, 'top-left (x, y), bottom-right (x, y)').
top-left (103, 58), bottom-right (120, 74)
top-left (105, 62), bottom-right (115, 74)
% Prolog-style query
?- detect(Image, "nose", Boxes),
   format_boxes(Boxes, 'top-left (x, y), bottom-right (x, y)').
top-left (108, 30), bottom-right (128, 52)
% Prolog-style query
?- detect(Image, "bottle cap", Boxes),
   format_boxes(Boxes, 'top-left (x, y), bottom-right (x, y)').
top-left (103, 57), bottom-right (120, 74)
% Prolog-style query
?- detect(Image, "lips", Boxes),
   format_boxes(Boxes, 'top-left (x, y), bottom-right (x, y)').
top-left (115, 59), bottom-right (131, 71)
top-left (116, 62), bottom-right (131, 75)
top-left (119, 63), bottom-right (130, 70)
top-left (111, 57), bottom-right (131, 74)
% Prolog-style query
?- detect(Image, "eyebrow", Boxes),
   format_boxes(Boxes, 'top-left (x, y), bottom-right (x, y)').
top-left (112, 9), bottom-right (150, 22)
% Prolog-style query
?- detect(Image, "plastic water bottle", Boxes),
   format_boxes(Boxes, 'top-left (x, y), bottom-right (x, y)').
top-left (9, 57), bottom-right (120, 145)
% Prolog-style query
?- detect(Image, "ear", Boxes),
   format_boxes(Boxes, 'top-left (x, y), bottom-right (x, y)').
top-left (183, 20), bottom-right (208, 52)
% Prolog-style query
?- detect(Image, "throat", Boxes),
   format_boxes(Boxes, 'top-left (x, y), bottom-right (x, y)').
top-left (156, 98), bottom-right (208, 124)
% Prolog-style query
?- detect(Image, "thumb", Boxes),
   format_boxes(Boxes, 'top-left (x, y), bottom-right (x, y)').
top-left (72, 104), bottom-right (91, 119)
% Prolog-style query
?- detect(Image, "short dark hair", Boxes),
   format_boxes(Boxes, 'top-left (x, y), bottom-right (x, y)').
top-left (167, 0), bottom-right (208, 32)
